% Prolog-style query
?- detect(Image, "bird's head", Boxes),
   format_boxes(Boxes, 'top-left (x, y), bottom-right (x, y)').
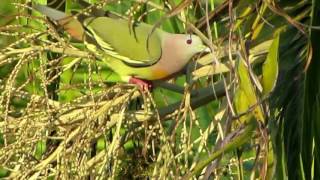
top-left (166, 34), bottom-right (210, 62)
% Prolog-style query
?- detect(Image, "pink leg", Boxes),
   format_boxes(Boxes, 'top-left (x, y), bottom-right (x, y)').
top-left (129, 77), bottom-right (152, 91)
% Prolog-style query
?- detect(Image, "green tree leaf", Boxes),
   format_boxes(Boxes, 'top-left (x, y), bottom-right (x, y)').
top-left (262, 34), bottom-right (280, 96)
top-left (235, 59), bottom-right (265, 123)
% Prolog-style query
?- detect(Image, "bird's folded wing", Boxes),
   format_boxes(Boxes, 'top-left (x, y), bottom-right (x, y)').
top-left (83, 17), bottom-right (162, 67)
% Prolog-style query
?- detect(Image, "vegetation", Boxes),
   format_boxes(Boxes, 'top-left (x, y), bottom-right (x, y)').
top-left (0, 0), bottom-right (319, 179)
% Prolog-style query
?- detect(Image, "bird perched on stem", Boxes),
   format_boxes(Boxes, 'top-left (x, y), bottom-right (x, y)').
top-left (34, 4), bottom-right (209, 90)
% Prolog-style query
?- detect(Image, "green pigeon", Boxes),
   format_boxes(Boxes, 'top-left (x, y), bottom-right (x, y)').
top-left (34, 4), bottom-right (209, 90)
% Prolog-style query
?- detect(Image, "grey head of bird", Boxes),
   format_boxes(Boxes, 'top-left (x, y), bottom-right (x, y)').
top-left (161, 33), bottom-right (209, 64)
top-left (162, 33), bottom-right (209, 66)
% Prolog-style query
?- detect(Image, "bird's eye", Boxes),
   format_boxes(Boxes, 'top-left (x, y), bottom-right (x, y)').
top-left (186, 39), bottom-right (192, 44)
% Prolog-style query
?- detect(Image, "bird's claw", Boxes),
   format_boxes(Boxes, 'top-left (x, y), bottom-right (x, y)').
top-left (129, 77), bottom-right (152, 91)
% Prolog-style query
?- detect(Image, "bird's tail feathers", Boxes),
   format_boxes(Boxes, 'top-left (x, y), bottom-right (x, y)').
top-left (34, 4), bottom-right (67, 20)
top-left (34, 4), bottom-right (85, 41)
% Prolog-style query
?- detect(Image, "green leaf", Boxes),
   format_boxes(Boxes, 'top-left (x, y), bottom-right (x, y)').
top-left (262, 34), bottom-right (280, 96)
top-left (0, 167), bottom-right (9, 178)
top-left (234, 88), bottom-right (251, 123)
top-left (236, 59), bottom-right (265, 123)
top-left (34, 140), bottom-right (47, 160)
top-left (96, 137), bottom-right (106, 152)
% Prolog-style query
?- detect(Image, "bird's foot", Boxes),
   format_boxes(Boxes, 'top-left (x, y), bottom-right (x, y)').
top-left (129, 77), bottom-right (152, 91)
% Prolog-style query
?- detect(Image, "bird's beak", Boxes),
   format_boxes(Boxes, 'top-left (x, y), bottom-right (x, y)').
top-left (203, 47), bottom-right (211, 52)
top-left (199, 44), bottom-right (211, 53)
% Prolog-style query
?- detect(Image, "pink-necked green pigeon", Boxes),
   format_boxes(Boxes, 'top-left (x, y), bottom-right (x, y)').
top-left (34, 4), bottom-right (209, 90)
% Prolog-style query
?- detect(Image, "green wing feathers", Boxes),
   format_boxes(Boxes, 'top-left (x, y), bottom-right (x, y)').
top-left (84, 17), bottom-right (163, 66)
